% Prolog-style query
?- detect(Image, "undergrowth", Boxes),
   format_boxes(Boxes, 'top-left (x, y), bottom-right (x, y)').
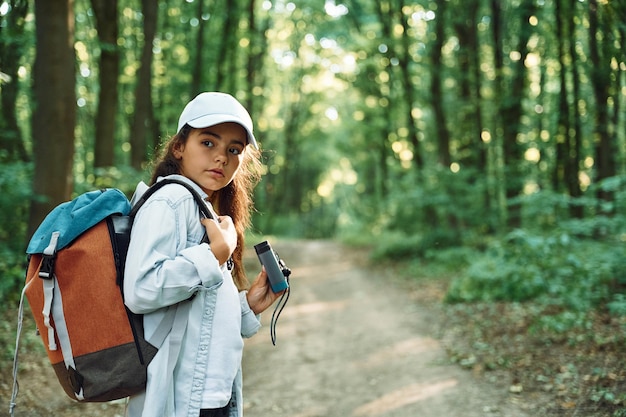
top-left (363, 211), bottom-right (626, 416)
top-left (444, 228), bottom-right (626, 323)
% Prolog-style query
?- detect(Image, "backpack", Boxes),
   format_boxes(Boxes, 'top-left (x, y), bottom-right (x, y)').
top-left (10, 179), bottom-right (212, 412)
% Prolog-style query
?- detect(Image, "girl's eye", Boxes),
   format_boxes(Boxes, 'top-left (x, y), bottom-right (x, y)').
top-left (229, 147), bottom-right (243, 156)
top-left (201, 140), bottom-right (214, 148)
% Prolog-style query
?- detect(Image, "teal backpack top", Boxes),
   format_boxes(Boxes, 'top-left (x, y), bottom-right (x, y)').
top-left (26, 188), bottom-right (131, 254)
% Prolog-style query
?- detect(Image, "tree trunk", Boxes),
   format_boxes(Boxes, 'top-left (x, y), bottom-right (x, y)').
top-left (396, 0), bottom-right (422, 169)
top-left (373, 0), bottom-right (394, 198)
top-left (589, 0), bottom-right (617, 211)
top-left (500, 0), bottom-right (534, 228)
top-left (244, 0), bottom-right (270, 127)
top-left (28, 0), bottom-right (76, 238)
top-left (215, 0), bottom-right (238, 91)
top-left (191, 0), bottom-right (207, 95)
top-left (245, 0), bottom-right (256, 110)
top-left (451, 0), bottom-right (489, 229)
top-left (567, 1), bottom-right (583, 218)
top-left (130, 0), bottom-right (157, 169)
top-left (554, 0), bottom-right (584, 220)
top-left (225, 1), bottom-right (240, 93)
top-left (430, 0), bottom-right (451, 167)
top-left (91, 0), bottom-right (119, 168)
top-left (0, 0), bottom-right (29, 162)
top-left (490, 0), bottom-right (507, 230)
top-left (452, 0), bottom-right (483, 170)
top-left (553, 0), bottom-right (568, 192)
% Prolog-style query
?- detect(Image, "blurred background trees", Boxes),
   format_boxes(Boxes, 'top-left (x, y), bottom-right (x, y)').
top-left (0, 0), bottom-right (625, 321)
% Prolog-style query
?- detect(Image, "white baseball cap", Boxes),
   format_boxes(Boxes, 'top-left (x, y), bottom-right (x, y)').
top-left (177, 92), bottom-right (258, 149)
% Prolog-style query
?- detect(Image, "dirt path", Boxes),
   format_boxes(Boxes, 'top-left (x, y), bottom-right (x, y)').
top-left (242, 240), bottom-right (530, 417)
top-left (4, 239), bottom-right (530, 417)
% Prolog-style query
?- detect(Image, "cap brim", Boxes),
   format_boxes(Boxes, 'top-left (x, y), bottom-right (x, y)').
top-left (184, 114), bottom-right (258, 149)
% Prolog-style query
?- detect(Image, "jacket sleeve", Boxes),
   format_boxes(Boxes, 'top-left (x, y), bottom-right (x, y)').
top-left (124, 195), bottom-right (223, 314)
top-left (239, 291), bottom-right (262, 338)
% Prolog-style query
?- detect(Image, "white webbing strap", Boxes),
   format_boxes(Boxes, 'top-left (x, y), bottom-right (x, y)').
top-left (146, 302), bottom-right (191, 402)
top-left (165, 302), bottom-right (191, 378)
top-left (9, 281), bottom-right (32, 417)
top-left (37, 232), bottom-right (83, 400)
top-left (41, 232), bottom-right (60, 351)
top-left (50, 283), bottom-right (75, 369)
top-left (48, 282), bottom-right (82, 399)
top-left (138, 302), bottom-right (190, 414)
top-left (42, 279), bottom-right (57, 351)
top-left (146, 306), bottom-right (178, 348)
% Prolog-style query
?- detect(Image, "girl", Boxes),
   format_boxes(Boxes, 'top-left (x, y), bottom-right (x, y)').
top-left (123, 92), bottom-right (284, 417)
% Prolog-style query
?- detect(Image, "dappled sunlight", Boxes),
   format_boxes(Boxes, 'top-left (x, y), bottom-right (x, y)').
top-left (354, 336), bottom-right (440, 369)
top-left (351, 379), bottom-right (459, 416)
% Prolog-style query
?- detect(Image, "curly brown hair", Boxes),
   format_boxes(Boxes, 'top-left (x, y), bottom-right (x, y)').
top-left (150, 124), bottom-right (263, 290)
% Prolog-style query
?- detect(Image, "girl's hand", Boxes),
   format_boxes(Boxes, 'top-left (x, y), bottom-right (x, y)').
top-left (201, 216), bottom-right (237, 265)
top-left (247, 267), bottom-right (286, 315)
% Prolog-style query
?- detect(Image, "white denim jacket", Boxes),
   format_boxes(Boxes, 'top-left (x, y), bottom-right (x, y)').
top-left (123, 175), bottom-right (261, 417)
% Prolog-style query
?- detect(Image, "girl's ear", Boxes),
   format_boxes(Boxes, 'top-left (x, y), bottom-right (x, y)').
top-left (172, 142), bottom-right (184, 159)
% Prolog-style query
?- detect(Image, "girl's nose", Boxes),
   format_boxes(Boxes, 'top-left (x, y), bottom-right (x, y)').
top-left (215, 149), bottom-right (228, 165)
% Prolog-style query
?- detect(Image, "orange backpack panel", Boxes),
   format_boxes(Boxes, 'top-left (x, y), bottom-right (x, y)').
top-left (24, 219), bottom-right (156, 401)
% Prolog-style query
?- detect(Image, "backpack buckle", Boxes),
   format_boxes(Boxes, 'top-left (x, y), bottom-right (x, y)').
top-left (39, 231), bottom-right (60, 279)
top-left (39, 253), bottom-right (56, 279)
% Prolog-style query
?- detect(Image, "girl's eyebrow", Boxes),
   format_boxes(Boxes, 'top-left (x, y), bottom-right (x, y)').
top-left (199, 128), bottom-right (246, 147)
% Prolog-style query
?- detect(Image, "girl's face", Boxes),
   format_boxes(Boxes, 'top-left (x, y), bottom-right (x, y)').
top-left (174, 122), bottom-right (247, 197)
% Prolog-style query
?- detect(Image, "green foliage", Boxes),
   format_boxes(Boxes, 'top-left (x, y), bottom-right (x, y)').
top-left (589, 380), bottom-right (626, 415)
top-left (253, 205), bottom-right (338, 239)
top-left (369, 231), bottom-right (423, 260)
top-left (422, 246), bottom-right (476, 271)
top-left (445, 248), bottom-right (543, 303)
top-left (346, 165), bottom-right (494, 263)
top-left (608, 294), bottom-right (626, 316)
top-left (445, 228), bottom-right (626, 326)
top-left (518, 176), bottom-right (626, 233)
top-left (0, 160), bottom-right (32, 305)
top-left (368, 228), bottom-right (466, 261)
top-left (0, 308), bottom-right (44, 363)
top-left (384, 166), bottom-right (493, 236)
top-left (531, 310), bottom-right (592, 334)
top-left (516, 189), bottom-right (573, 229)
top-left (0, 246), bottom-right (27, 306)
top-left (75, 166), bottom-right (148, 197)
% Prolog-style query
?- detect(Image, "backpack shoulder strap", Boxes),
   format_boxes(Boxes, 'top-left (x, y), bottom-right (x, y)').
top-left (129, 178), bottom-right (214, 220)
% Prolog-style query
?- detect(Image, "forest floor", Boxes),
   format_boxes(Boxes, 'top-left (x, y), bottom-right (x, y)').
top-left (1, 239), bottom-right (624, 416)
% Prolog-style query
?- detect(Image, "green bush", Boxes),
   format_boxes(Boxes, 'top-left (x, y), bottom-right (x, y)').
top-left (445, 229), bottom-right (625, 317)
top-left (423, 246), bottom-right (475, 270)
top-left (0, 161), bottom-right (32, 305)
top-left (608, 294), bottom-right (626, 316)
top-left (385, 166), bottom-right (493, 236)
top-left (369, 231), bottom-right (423, 260)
